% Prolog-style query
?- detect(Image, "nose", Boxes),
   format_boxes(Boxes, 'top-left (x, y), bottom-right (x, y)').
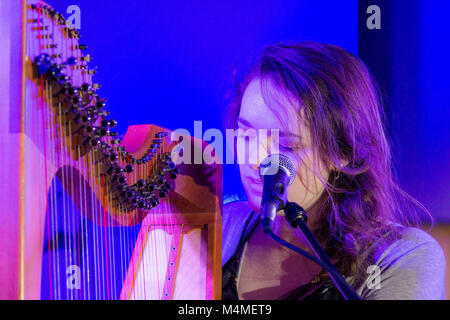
top-left (251, 162), bottom-right (260, 171)
top-left (252, 140), bottom-right (270, 172)
top-left (236, 129), bottom-right (273, 170)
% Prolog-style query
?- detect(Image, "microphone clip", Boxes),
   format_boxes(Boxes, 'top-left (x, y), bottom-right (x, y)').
top-left (283, 202), bottom-right (308, 228)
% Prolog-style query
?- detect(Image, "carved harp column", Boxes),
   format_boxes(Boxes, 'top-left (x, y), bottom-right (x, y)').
top-left (0, 0), bottom-right (222, 300)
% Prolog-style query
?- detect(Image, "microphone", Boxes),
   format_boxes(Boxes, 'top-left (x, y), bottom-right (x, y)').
top-left (259, 154), bottom-right (296, 233)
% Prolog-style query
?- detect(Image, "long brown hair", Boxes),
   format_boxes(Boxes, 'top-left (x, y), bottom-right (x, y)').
top-left (226, 41), bottom-right (431, 283)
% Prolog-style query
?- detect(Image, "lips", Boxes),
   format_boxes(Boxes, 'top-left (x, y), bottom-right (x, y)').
top-left (248, 176), bottom-right (263, 185)
top-left (246, 176), bottom-right (263, 196)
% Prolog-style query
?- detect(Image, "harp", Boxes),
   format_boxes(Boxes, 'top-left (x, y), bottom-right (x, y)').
top-left (0, 0), bottom-right (222, 300)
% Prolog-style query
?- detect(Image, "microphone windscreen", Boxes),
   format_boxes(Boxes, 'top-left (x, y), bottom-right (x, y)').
top-left (259, 154), bottom-right (296, 185)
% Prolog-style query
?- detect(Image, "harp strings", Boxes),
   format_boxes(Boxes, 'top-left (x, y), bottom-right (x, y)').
top-left (35, 3), bottom-right (55, 300)
top-left (66, 13), bottom-right (79, 300)
top-left (30, 0), bottom-right (181, 300)
top-left (65, 28), bottom-right (74, 301)
top-left (75, 21), bottom-right (86, 300)
top-left (138, 164), bottom-right (147, 299)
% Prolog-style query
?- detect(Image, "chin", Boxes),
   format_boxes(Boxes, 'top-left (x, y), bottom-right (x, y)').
top-left (246, 193), bottom-right (262, 214)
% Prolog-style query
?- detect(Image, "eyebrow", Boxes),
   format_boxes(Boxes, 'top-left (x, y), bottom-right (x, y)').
top-left (237, 117), bottom-right (301, 139)
top-left (236, 117), bottom-right (253, 128)
top-left (279, 131), bottom-right (302, 138)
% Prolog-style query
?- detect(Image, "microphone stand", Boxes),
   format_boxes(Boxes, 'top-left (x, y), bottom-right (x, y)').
top-left (281, 201), bottom-right (361, 300)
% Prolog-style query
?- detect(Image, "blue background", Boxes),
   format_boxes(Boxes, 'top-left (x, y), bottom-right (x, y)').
top-left (388, 0), bottom-right (450, 223)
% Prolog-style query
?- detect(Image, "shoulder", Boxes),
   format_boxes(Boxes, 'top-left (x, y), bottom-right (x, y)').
top-left (222, 200), bottom-right (253, 266)
top-left (222, 200), bottom-right (254, 233)
top-left (358, 227), bottom-right (446, 300)
top-left (377, 227), bottom-right (445, 270)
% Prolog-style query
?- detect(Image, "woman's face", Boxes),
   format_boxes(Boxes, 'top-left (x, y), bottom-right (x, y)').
top-left (236, 78), bottom-right (329, 214)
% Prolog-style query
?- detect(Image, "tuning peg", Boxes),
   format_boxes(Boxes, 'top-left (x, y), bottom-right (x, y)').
top-left (79, 54), bottom-right (91, 62)
top-left (116, 175), bottom-right (127, 186)
top-left (57, 74), bottom-right (69, 84)
top-left (124, 164), bottom-right (134, 173)
top-left (73, 44), bottom-right (88, 50)
top-left (32, 26), bottom-right (49, 31)
top-left (106, 164), bottom-right (121, 175)
top-left (37, 34), bottom-right (53, 39)
top-left (89, 138), bottom-right (100, 147)
top-left (136, 179), bottom-right (146, 188)
top-left (86, 68), bottom-right (97, 75)
top-left (100, 118), bottom-right (116, 128)
top-left (27, 18), bottom-right (44, 23)
top-left (158, 190), bottom-right (167, 199)
top-left (80, 83), bottom-right (91, 92)
top-left (137, 201), bottom-right (150, 210)
top-left (96, 100), bottom-right (105, 109)
top-left (34, 53), bottom-right (54, 75)
top-left (92, 126), bottom-right (108, 138)
top-left (41, 43), bottom-right (57, 49)
top-left (65, 56), bottom-right (78, 66)
top-left (125, 189), bottom-right (135, 200)
top-left (156, 177), bottom-right (165, 186)
top-left (165, 161), bottom-right (176, 170)
top-left (168, 171), bottom-right (176, 179)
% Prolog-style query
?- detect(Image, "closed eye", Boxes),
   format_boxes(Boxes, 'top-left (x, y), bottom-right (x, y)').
top-left (281, 145), bottom-right (297, 152)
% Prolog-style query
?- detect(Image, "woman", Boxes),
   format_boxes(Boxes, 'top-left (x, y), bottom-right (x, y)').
top-left (222, 41), bottom-right (446, 300)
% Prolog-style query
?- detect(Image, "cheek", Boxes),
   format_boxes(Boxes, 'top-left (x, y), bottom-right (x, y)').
top-left (287, 155), bottom-right (328, 205)
top-left (236, 140), bottom-right (246, 164)
top-left (287, 175), bottom-right (309, 203)
top-left (238, 163), bottom-right (250, 177)
top-left (238, 165), bottom-right (262, 212)
top-left (238, 164), bottom-right (253, 189)
top-left (236, 136), bottom-right (258, 165)
top-left (236, 134), bottom-right (271, 166)
top-left (246, 190), bottom-right (263, 214)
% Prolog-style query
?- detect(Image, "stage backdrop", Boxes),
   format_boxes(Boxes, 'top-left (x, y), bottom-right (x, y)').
top-left (46, 0), bottom-right (358, 204)
top-left (359, 0), bottom-right (450, 223)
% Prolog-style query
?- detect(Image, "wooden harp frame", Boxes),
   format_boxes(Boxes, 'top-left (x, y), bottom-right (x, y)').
top-left (0, 0), bottom-right (222, 300)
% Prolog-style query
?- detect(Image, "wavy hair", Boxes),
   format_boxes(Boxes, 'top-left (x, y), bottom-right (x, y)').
top-left (225, 41), bottom-right (431, 283)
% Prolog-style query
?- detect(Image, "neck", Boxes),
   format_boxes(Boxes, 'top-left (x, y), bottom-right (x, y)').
top-left (271, 214), bottom-right (311, 249)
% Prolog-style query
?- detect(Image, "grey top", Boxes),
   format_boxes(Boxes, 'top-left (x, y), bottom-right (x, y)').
top-left (222, 201), bottom-right (447, 300)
